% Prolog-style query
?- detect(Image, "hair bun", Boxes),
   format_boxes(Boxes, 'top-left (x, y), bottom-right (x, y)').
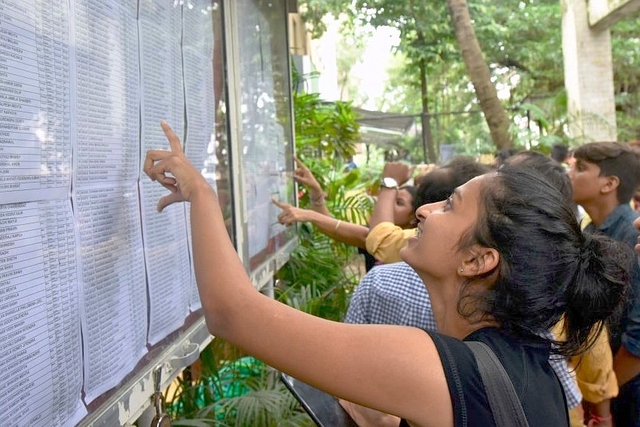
top-left (575, 233), bottom-right (631, 285)
top-left (564, 233), bottom-right (632, 352)
top-left (578, 233), bottom-right (598, 263)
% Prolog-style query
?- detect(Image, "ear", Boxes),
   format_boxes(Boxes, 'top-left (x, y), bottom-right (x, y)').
top-left (459, 246), bottom-right (499, 277)
top-left (600, 175), bottom-right (620, 196)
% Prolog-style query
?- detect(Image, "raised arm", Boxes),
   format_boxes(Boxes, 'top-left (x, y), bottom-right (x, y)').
top-left (368, 162), bottom-right (413, 229)
top-left (143, 122), bottom-right (453, 427)
top-left (293, 155), bottom-right (331, 216)
top-left (272, 198), bottom-right (368, 248)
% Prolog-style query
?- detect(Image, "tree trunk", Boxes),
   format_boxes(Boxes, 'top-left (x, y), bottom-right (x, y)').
top-left (419, 58), bottom-right (437, 163)
top-left (446, 0), bottom-right (513, 149)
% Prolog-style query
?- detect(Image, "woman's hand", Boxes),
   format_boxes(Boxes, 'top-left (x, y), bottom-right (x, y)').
top-left (143, 121), bottom-right (211, 212)
top-left (293, 155), bottom-right (323, 193)
top-left (272, 198), bottom-right (310, 226)
top-left (382, 162), bottom-right (415, 186)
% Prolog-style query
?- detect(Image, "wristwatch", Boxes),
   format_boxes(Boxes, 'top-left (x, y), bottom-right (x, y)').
top-left (380, 177), bottom-right (399, 190)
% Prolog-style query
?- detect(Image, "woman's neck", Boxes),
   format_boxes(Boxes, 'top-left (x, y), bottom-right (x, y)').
top-left (424, 276), bottom-right (498, 340)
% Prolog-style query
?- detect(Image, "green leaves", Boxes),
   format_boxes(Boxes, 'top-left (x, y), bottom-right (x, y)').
top-left (169, 356), bottom-right (314, 426)
top-left (293, 92), bottom-right (360, 159)
top-left (301, 0), bottom-right (640, 153)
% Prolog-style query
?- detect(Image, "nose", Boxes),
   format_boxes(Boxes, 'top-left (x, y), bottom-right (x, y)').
top-left (415, 200), bottom-right (446, 221)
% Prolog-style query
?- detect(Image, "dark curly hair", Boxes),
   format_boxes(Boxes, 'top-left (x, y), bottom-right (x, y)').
top-left (459, 165), bottom-right (630, 356)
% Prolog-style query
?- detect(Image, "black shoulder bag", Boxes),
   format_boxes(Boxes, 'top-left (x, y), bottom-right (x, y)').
top-left (465, 341), bottom-right (530, 427)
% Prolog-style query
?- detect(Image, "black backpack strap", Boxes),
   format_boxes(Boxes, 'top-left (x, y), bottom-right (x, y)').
top-left (465, 341), bottom-right (530, 427)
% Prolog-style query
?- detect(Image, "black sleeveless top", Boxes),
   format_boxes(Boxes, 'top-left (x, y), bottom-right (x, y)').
top-left (400, 328), bottom-right (569, 427)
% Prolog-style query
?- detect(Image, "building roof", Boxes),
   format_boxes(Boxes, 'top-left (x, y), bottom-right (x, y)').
top-left (353, 107), bottom-right (417, 145)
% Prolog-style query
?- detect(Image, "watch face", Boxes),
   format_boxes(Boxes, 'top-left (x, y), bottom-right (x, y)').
top-left (382, 177), bottom-right (398, 188)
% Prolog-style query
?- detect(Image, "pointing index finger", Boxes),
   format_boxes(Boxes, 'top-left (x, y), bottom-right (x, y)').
top-left (160, 120), bottom-right (183, 154)
top-left (294, 155), bottom-right (306, 169)
top-left (271, 197), bottom-right (285, 208)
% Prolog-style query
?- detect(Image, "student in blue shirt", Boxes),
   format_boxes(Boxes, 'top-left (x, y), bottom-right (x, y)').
top-left (570, 141), bottom-right (640, 427)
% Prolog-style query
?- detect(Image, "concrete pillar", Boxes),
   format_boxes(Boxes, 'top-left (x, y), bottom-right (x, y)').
top-left (589, 0), bottom-right (640, 31)
top-left (562, 0), bottom-right (617, 142)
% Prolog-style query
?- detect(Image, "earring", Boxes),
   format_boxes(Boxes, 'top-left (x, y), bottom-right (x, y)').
top-left (459, 267), bottom-right (464, 274)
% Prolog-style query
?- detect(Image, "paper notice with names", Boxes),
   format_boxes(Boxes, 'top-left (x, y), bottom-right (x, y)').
top-left (139, 0), bottom-right (191, 345)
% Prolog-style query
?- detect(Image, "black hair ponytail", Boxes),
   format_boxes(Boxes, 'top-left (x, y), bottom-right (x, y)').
top-left (466, 166), bottom-right (630, 357)
top-left (562, 233), bottom-right (631, 355)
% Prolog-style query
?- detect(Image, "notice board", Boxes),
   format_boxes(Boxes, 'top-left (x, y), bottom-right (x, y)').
top-left (234, 0), bottom-right (297, 286)
top-left (0, 0), bottom-right (241, 425)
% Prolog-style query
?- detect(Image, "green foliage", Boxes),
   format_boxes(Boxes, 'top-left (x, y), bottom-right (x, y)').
top-left (354, 1), bottom-right (457, 68)
top-left (293, 92), bottom-right (360, 159)
top-left (276, 230), bottom-right (360, 321)
top-left (302, 159), bottom-right (374, 223)
top-left (299, 0), bottom-right (356, 38)
top-left (301, 0), bottom-right (640, 155)
top-left (279, 76), bottom-right (370, 321)
top-left (514, 92), bottom-right (572, 150)
top-left (612, 14), bottom-right (640, 142)
top-left (169, 355), bottom-right (313, 427)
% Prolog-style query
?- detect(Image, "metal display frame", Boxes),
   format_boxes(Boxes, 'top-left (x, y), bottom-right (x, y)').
top-left (77, 0), bottom-right (298, 424)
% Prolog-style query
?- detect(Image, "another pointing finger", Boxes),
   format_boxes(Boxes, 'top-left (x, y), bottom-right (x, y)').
top-left (271, 197), bottom-right (287, 208)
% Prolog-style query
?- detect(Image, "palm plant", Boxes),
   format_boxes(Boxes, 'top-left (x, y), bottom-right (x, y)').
top-left (168, 339), bottom-right (314, 426)
top-left (170, 356), bottom-right (313, 427)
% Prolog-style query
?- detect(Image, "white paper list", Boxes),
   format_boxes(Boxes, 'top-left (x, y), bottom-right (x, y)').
top-left (70, 0), bottom-right (148, 403)
top-left (235, 1), bottom-right (288, 259)
top-left (0, 0), bottom-right (71, 204)
top-left (74, 185), bottom-right (147, 402)
top-left (72, 0), bottom-right (140, 188)
top-left (0, 2), bottom-right (85, 426)
top-left (183, 1), bottom-right (216, 310)
top-left (0, 199), bottom-right (85, 427)
top-left (1, 0), bottom-right (225, 422)
top-left (139, 0), bottom-right (191, 344)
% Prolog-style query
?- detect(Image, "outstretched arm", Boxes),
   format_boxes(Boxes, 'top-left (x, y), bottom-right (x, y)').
top-left (272, 198), bottom-right (368, 248)
top-left (144, 122), bottom-right (453, 427)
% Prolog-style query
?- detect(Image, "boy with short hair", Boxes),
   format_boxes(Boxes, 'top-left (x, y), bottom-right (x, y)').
top-left (570, 141), bottom-right (640, 426)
